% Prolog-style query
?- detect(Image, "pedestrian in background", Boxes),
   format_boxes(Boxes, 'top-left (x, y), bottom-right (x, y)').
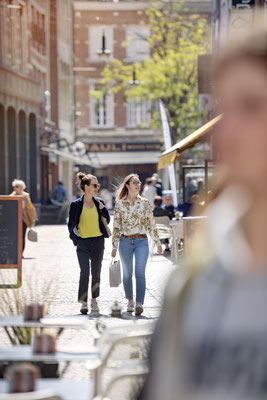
top-left (153, 173), bottom-right (163, 197)
top-left (142, 178), bottom-right (157, 208)
top-left (51, 181), bottom-right (67, 204)
top-left (138, 25), bottom-right (267, 400)
top-left (10, 179), bottom-right (37, 255)
top-left (68, 172), bottom-right (110, 314)
top-left (112, 174), bottom-right (162, 316)
top-left (185, 174), bottom-right (197, 204)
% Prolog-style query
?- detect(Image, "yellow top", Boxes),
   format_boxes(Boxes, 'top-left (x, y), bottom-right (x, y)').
top-left (78, 204), bottom-right (102, 238)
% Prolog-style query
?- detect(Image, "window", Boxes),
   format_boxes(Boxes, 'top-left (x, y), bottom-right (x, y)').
top-left (125, 25), bottom-right (150, 62)
top-left (90, 84), bottom-right (114, 128)
top-left (127, 100), bottom-right (151, 128)
top-left (89, 26), bottom-right (113, 62)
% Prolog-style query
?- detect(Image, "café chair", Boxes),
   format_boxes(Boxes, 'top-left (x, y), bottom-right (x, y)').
top-left (94, 359), bottom-right (149, 400)
top-left (87, 321), bottom-right (154, 397)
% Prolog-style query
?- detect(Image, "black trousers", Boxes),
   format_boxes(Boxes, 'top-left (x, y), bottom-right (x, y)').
top-left (76, 236), bottom-right (104, 302)
top-left (22, 222), bottom-right (27, 252)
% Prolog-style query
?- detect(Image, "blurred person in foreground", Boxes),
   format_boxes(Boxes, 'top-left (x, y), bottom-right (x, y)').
top-left (138, 27), bottom-right (267, 400)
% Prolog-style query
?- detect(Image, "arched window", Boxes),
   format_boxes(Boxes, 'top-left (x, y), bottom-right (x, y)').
top-left (0, 104), bottom-right (5, 194)
top-left (7, 107), bottom-right (16, 189)
top-left (19, 110), bottom-right (27, 184)
top-left (29, 113), bottom-right (37, 201)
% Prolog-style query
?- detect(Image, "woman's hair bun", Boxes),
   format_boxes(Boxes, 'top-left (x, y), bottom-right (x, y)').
top-left (77, 172), bottom-right (85, 181)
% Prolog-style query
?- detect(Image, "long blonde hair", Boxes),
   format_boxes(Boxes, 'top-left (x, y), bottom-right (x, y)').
top-left (116, 174), bottom-right (139, 200)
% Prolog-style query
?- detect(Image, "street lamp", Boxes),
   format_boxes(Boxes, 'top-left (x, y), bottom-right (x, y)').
top-left (129, 65), bottom-right (140, 86)
top-left (97, 30), bottom-right (111, 57)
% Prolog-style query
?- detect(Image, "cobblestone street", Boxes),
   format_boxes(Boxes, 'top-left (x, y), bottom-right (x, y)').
top-left (0, 222), bottom-right (177, 381)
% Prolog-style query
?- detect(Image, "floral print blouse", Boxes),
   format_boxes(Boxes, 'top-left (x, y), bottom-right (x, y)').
top-left (112, 195), bottom-right (161, 250)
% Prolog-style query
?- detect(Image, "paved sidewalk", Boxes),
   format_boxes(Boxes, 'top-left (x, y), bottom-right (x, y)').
top-left (0, 223), bottom-right (177, 380)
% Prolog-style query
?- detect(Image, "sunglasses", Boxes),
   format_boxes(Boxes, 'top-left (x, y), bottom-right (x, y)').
top-left (90, 183), bottom-right (101, 189)
top-left (132, 180), bottom-right (141, 185)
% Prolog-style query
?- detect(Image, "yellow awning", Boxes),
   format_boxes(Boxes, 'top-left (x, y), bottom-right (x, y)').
top-left (158, 114), bottom-right (223, 169)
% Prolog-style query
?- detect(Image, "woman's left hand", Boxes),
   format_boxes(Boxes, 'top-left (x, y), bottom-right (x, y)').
top-left (99, 202), bottom-right (104, 210)
top-left (157, 245), bottom-right (163, 254)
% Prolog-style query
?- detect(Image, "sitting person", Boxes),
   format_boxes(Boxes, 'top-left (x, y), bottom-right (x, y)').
top-left (153, 196), bottom-right (169, 217)
top-left (153, 196), bottom-right (171, 252)
top-left (164, 195), bottom-right (175, 219)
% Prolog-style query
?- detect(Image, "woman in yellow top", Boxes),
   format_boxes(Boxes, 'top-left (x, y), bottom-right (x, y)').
top-left (68, 172), bottom-right (110, 314)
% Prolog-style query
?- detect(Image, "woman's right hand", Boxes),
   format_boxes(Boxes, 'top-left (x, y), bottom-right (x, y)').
top-left (111, 249), bottom-right (117, 258)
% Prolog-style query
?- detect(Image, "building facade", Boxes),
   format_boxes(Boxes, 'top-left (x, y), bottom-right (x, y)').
top-left (212, 0), bottom-right (265, 49)
top-left (0, 0), bottom-right (75, 203)
top-left (73, 1), bottom-right (162, 188)
top-left (73, 0), bottom-right (211, 189)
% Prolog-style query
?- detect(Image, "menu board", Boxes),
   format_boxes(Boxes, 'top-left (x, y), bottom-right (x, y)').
top-left (0, 196), bottom-right (22, 288)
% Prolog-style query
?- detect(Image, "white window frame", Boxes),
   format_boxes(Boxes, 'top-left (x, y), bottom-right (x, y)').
top-left (125, 25), bottom-right (150, 62)
top-left (90, 83), bottom-right (114, 128)
top-left (127, 99), bottom-right (151, 128)
top-left (88, 25), bottom-right (113, 62)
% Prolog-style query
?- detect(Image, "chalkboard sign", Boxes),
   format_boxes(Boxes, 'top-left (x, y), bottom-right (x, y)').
top-left (0, 196), bottom-right (22, 288)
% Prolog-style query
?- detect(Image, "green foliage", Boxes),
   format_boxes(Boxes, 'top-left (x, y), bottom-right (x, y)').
top-left (98, 1), bottom-right (210, 142)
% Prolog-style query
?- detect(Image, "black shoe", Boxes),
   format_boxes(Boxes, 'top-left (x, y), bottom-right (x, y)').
top-left (80, 302), bottom-right (88, 314)
top-left (135, 304), bottom-right (143, 316)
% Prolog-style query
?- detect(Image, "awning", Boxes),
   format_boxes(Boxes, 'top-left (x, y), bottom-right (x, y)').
top-left (158, 114), bottom-right (223, 169)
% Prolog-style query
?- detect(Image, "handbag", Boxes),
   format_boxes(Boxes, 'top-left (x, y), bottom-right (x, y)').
top-left (27, 228), bottom-right (38, 242)
top-left (101, 216), bottom-right (111, 237)
top-left (109, 259), bottom-right (121, 287)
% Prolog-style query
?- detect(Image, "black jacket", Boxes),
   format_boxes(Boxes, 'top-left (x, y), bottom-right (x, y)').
top-left (68, 195), bottom-right (110, 245)
top-left (153, 206), bottom-right (170, 218)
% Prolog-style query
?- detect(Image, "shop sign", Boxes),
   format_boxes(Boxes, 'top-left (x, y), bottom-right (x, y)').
top-left (86, 142), bottom-right (162, 153)
top-left (231, 0), bottom-right (255, 9)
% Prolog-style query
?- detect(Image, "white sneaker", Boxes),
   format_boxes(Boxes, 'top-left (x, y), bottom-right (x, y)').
top-left (91, 299), bottom-right (100, 313)
top-left (127, 300), bottom-right (135, 313)
top-left (80, 302), bottom-right (88, 315)
top-left (135, 302), bottom-right (143, 316)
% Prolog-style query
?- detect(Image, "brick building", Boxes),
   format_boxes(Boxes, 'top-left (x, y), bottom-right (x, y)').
top-left (73, 1), bottom-right (162, 188)
top-left (73, 0), bottom-right (211, 189)
top-left (0, 0), bottom-right (75, 203)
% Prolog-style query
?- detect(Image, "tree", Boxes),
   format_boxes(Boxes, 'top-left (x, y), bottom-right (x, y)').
top-left (96, 1), bottom-right (210, 143)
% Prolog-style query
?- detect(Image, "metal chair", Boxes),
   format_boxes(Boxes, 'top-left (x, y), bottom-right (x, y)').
top-left (93, 359), bottom-right (149, 400)
top-left (149, 216), bottom-right (172, 258)
top-left (87, 321), bottom-right (154, 398)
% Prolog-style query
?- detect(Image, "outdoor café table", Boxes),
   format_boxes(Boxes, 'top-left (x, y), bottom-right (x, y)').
top-left (0, 345), bottom-right (100, 363)
top-left (0, 315), bottom-right (89, 345)
top-left (0, 379), bottom-right (93, 400)
top-left (0, 344), bottom-right (100, 381)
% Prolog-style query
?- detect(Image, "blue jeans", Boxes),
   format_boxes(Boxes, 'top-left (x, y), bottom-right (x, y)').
top-left (119, 236), bottom-right (149, 304)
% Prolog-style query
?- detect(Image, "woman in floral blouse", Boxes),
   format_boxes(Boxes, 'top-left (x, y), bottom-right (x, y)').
top-left (111, 174), bottom-right (163, 315)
